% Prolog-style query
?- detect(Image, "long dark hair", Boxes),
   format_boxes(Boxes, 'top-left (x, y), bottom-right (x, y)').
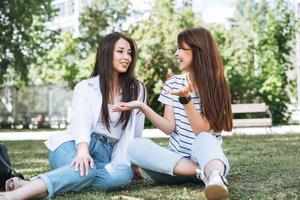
top-left (91, 32), bottom-right (142, 131)
top-left (177, 27), bottom-right (233, 132)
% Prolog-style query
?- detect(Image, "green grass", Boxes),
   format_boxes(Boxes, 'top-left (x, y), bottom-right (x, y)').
top-left (3, 134), bottom-right (300, 200)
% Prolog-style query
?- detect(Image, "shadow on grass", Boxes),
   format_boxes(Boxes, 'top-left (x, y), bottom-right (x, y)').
top-left (2, 134), bottom-right (300, 199)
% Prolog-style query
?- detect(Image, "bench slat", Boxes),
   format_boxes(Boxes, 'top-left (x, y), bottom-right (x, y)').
top-left (232, 103), bottom-right (268, 113)
top-left (233, 118), bottom-right (272, 127)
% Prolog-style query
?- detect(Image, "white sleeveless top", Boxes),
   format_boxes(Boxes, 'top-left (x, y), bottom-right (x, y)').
top-left (94, 104), bottom-right (123, 140)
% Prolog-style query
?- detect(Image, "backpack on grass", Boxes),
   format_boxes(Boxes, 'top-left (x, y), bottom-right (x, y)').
top-left (0, 141), bottom-right (24, 190)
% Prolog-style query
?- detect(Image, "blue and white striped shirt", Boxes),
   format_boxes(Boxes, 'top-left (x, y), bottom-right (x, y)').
top-left (158, 74), bottom-right (221, 157)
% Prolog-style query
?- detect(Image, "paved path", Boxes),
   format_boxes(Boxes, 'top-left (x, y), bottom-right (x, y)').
top-left (0, 125), bottom-right (300, 141)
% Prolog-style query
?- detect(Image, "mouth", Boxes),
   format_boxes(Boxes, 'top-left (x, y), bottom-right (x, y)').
top-left (176, 58), bottom-right (183, 63)
top-left (120, 62), bottom-right (129, 68)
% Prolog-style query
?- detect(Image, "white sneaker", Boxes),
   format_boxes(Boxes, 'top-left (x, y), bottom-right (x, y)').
top-left (204, 171), bottom-right (229, 200)
top-left (195, 169), bottom-right (229, 200)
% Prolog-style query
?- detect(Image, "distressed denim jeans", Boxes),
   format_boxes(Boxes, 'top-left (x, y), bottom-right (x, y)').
top-left (37, 133), bottom-right (132, 197)
top-left (128, 132), bottom-right (229, 184)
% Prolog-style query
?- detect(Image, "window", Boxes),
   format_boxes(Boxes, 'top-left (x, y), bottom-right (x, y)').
top-left (297, 2), bottom-right (300, 18)
top-left (53, 2), bottom-right (66, 18)
top-left (52, 0), bottom-right (75, 18)
top-left (66, 0), bottom-right (75, 16)
top-left (62, 26), bottom-right (74, 33)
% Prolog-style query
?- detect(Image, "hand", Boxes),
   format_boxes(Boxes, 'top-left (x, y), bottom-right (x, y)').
top-left (71, 144), bottom-right (94, 176)
top-left (131, 165), bottom-right (144, 180)
top-left (169, 76), bottom-right (193, 97)
top-left (169, 86), bottom-right (190, 97)
top-left (112, 101), bottom-right (143, 112)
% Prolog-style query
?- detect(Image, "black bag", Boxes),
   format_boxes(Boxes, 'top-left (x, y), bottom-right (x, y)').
top-left (0, 142), bottom-right (24, 190)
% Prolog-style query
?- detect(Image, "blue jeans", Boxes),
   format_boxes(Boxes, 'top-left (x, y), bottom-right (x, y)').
top-left (128, 132), bottom-right (229, 184)
top-left (37, 133), bottom-right (133, 197)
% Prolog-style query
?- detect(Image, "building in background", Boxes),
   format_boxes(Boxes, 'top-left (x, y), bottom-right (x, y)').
top-left (47, 0), bottom-right (91, 37)
top-left (291, 0), bottom-right (300, 122)
top-left (295, 0), bottom-right (300, 109)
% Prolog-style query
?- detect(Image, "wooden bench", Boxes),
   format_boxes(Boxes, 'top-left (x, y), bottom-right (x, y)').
top-left (232, 103), bottom-right (272, 127)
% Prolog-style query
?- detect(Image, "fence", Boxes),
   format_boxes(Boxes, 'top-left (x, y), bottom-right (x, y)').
top-left (0, 85), bottom-right (72, 129)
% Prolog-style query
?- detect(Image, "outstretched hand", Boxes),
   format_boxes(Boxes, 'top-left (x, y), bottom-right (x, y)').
top-left (112, 101), bottom-right (143, 112)
top-left (169, 75), bottom-right (194, 97)
top-left (169, 86), bottom-right (190, 97)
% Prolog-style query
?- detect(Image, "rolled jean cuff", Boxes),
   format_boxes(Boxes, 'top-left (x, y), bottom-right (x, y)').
top-left (200, 157), bottom-right (230, 177)
top-left (191, 132), bottom-right (230, 177)
top-left (168, 154), bottom-right (184, 176)
top-left (37, 174), bottom-right (55, 197)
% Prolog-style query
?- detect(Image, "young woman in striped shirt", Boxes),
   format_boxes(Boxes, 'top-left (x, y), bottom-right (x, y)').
top-left (114, 27), bottom-right (233, 200)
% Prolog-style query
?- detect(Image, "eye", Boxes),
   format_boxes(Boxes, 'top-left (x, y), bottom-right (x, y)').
top-left (117, 50), bottom-right (123, 53)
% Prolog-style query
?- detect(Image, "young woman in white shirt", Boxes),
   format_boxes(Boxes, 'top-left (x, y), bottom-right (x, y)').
top-left (113, 27), bottom-right (233, 200)
top-left (1, 32), bottom-right (146, 199)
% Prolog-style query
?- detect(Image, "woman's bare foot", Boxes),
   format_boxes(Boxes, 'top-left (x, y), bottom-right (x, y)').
top-left (131, 165), bottom-right (144, 180)
top-left (5, 177), bottom-right (29, 191)
top-left (0, 193), bottom-right (9, 200)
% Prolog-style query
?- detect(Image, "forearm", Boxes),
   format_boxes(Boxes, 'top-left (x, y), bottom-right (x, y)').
top-left (183, 102), bottom-right (210, 134)
top-left (140, 103), bottom-right (175, 134)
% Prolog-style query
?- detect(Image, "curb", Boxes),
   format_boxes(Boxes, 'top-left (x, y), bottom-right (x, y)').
top-left (0, 125), bottom-right (300, 141)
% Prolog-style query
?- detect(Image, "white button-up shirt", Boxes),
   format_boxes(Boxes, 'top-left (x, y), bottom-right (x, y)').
top-left (44, 75), bottom-right (146, 165)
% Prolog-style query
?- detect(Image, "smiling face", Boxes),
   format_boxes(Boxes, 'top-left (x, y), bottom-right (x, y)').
top-left (112, 38), bottom-right (132, 75)
top-left (175, 42), bottom-right (193, 72)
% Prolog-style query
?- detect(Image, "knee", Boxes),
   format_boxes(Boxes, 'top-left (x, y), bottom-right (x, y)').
top-left (108, 165), bottom-right (133, 187)
top-left (194, 132), bottom-right (218, 145)
top-left (87, 167), bottom-right (97, 177)
top-left (196, 132), bottom-right (213, 140)
top-left (95, 165), bottom-right (133, 191)
top-left (191, 132), bottom-right (221, 155)
top-left (128, 138), bottom-right (152, 163)
top-left (113, 165), bottom-right (133, 186)
top-left (77, 166), bottom-right (97, 181)
top-left (48, 141), bottom-right (77, 169)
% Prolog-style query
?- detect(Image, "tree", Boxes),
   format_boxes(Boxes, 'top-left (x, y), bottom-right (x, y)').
top-left (78, 0), bottom-right (132, 53)
top-left (29, 33), bottom-right (92, 88)
top-left (29, 0), bottom-right (133, 88)
top-left (130, 0), bottom-right (201, 125)
top-left (0, 0), bottom-right (58, 85)
top-left (222, 0), bottom-right (297, 124)
top-left (255, 0), bottom-right (297, 123)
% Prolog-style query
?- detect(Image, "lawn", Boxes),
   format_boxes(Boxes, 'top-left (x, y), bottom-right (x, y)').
top-left (3, 134), bottom-right (300, 200)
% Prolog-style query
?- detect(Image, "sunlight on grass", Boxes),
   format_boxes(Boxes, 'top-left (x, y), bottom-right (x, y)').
top-left (2, 134), bottom-right (300, 199)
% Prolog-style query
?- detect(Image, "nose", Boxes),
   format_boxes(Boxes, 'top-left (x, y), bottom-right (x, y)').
top-left (175, 49), bottom-right (180, 56)
top-left (123, 53), bottom-right (130, 60)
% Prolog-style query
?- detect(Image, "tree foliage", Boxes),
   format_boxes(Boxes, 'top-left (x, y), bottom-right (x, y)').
top-left (30, 0), bottom-right (133, 88)
top-left (29, 33), bottom-right (92, 88)
top-left (218, 0), bottom-right (297, 124)
top-left (131, 0), bottom-right (200, 122)
top-left (78, 0), bottom-right (132, 53)
top-left (0, 0), bottom-right (58, 85)
top-left (24, 0), bottom-right (297, 126)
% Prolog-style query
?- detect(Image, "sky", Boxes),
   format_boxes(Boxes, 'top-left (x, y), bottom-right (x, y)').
top-left (193, 0), bottom-right (235, 24)
top-left (131, 0), bottom-right (235, 25)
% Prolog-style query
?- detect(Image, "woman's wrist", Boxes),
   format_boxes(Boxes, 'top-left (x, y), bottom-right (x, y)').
top-left (139, 102), bottom-right (146, 112)
top-left (178, 95), bottom-right (192, 104)
top-left (180, 91), bottom-right (190, 97)
top-left (77, 142), bottom-right (89, 154)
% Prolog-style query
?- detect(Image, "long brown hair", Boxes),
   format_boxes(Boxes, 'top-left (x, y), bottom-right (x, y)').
top-left (178, 27), bottom-right (233, 132)
top-left (91, 32), bottom-right (143, 131)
